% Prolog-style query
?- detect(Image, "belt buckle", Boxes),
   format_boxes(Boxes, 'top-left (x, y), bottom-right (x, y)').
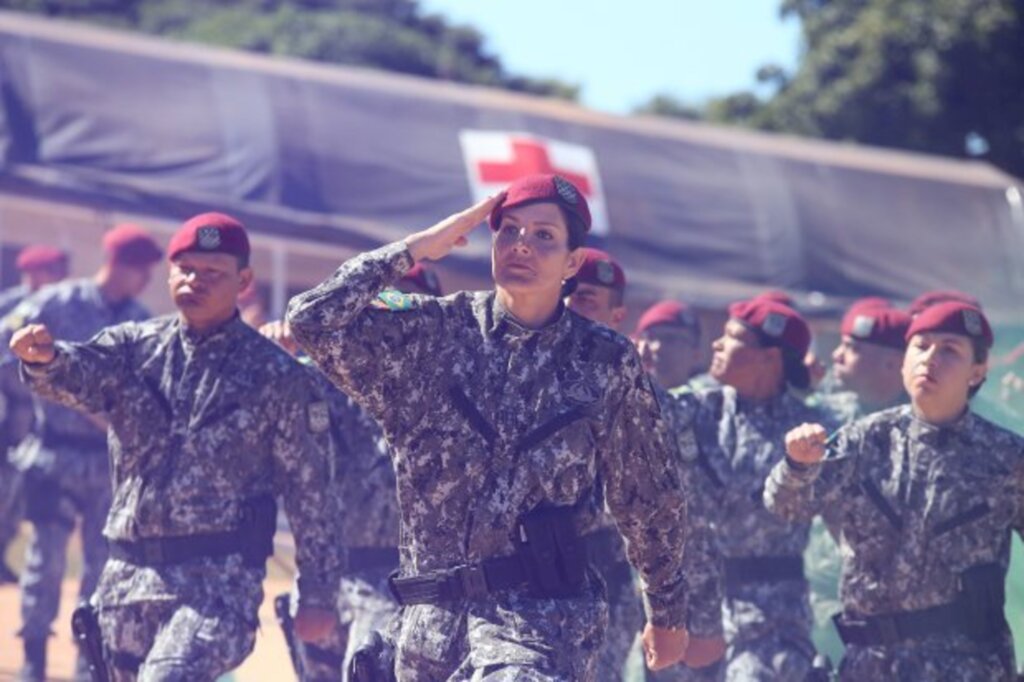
top-left (141, 541), bottom-right (164, 566)
top-left (455, 564), bottom-right (489, 600)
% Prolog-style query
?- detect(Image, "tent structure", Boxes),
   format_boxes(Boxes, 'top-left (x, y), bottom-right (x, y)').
top-left (0, 10), bottom-right (1022, 320)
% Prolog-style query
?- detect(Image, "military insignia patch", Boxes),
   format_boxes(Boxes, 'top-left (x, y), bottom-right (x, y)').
top-left (371, 289), bottom-right (419, 312)
top-left (963, 309), bottom-right (983, 336)
top-left (762, 312), bottom-right (787, 338)
top-left (595, 260), bottom-right (615, 285)
top-left (564, 379), bottom-right (599, 405)
top-left (851, 315), bottom-right (875, 338)
top-left (307, 401), bottom-right (329, 433)
top-left (197, 227), bottom-right (221, 250)
top-left (553, 175), bottom-right (579, 205)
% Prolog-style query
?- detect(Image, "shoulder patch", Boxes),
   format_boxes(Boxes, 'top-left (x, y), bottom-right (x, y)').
top-left (584, 331), bottom-right (625, 365)
top-left (307, 401), bottom-right (330, 433)
top-left (371, 289), bottom-right (419, 312)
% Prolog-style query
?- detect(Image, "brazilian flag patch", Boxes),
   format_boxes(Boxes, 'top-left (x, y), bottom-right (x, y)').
top-left (371, 289), bottom-right (419, 312)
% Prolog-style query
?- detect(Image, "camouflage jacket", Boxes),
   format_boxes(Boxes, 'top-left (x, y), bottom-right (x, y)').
top-left (676, 385), bottom-right (833, 637)
top-left (765, 405), bottom-right (1024, 616)
top-left (22, 314), bottom-right (342, 605)
top-left (0, 283), bottom-right (30, 319)
top-left (655, 382), bottom-right (724, 637)
top-left (309, 367), bottom-right (398, 551)
top-left (3, 279), bottom-right (149, 454)
top-left (287, 241), bottom-right (691, 627)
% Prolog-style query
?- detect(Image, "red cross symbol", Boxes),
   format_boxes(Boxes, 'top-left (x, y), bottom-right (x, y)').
top-left (477, 139), bottom-right (593, 195)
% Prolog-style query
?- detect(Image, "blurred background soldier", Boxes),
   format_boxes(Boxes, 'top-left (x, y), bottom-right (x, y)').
top-left (0, 245), bottom-right (69, 585)
top-left (635, 301), bottom-right (706, 392)
top-left (2, 225), bottom-right (161, 682)
top-left (678, 298), bottom-right (836, 681)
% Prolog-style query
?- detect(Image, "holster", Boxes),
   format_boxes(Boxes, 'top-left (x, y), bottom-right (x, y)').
top-left (273, 593), bottom-right (303, 678)
top-left (515, 504), bottom-right (587, 598)
top-left (347, 630), bottom-right (396, 682)
top-left (239, 495), bottom-right (277, 566)
top-left (957, 561), bottom-right (1007, 643)
top-left (71, 602), bottom-right (109, 682)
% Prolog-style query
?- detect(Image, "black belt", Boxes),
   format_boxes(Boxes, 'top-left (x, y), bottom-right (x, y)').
top-left (724, 555), bottom-right (804, 592)
top-left (348, 546), bottom-right (400, 573)
top-left (834, 601), bottom-right (1000, 647)
top-left (110, 530), bottom-right (257, 568)
top-left (389, 554), bottom-right (533, 605)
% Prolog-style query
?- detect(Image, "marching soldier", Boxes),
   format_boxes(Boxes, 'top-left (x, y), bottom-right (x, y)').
top-left (287, 174), bottom-right (693, 679)
top-left (11, 213), bottom-right (342, 681)
top-left (770, 301), bottom-right (1023, 680)
top-left (3, 226), bottom-right (161, 682)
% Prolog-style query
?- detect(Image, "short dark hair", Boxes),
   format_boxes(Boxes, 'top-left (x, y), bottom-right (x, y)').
top-left (560, 207), bottom-right (588, 251)
top-left (749, 326), bottom-right (810, 390)
top-left (968, 337), bottom-right (989, 398)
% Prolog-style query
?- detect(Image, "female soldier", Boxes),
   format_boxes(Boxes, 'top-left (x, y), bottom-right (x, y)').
top-left (287, 174), bottom-right (693, 680)
top-left (769, 301), bottom-right (1024, 681)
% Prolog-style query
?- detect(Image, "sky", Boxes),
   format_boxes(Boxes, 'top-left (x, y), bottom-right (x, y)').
top-left (420, 0), bottom-right (802, 114)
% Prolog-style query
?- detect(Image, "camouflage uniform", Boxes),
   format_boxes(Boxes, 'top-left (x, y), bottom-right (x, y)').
top-left (676, 385), bottom-right (831, 682)
top-left (2, 279), bottom-right (150, 644)
top-left (640, 383), bottom-right (726, 682)
top-left (21, 313), bottom-right (342, 681)
top-left (287, 368), bottom-right (399, 682)
top-left (287, 241), bottom-right (691, 681)
top-left (765, 405), bottom-right (1024, 681)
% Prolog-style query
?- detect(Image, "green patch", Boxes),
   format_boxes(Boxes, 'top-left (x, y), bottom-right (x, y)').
top-left (372, 289), bottom-right (419, 312)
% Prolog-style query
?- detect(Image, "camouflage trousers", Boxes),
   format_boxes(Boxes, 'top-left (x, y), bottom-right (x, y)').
top-left (593, 558), bottom-right (644, 682)
top-left (393, 578), bottom-right (608, 681)
top-left (97, 599), bottom-right (257, 682)
top-left (722, 631), bottom-right (814, 681)
top-left (19, 464), bottom-right (110, 639)
top-left (0, 457), bottom-right (22, 559)
top-left (838, 633), bottom-right (1016, 682)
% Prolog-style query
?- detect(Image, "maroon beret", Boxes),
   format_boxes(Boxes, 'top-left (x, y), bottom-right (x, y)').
top-left (755, 290), bottom-right (795, 308)
top-left (401, 263), bottom-right (443, 297)
top-left (168, 212), bottom-right (250, 262)
top-left (102, 224), bottom-right (163, 267)
top-left (906, 301), bottom-right (993, 349)
top-left (15, 245), bottom-right (67, 272)
top-left (908, 289), bottom-right (980, 316)
top-left (841, 305), bottom-right (911, 350)
top-left (635, 300), bottom-right (700, 336)
top-left (729, 298), bottom-right (811, 357)
top-left (575, 248), bottom-right (625, 291)
top-left (488, 174), bottom-right (591, 233)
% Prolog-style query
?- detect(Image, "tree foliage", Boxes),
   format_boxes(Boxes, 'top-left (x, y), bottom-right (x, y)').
top-left (639, 0), bottom-right (1024, 178)
top-left (1, 0), bottom-right (580, 100)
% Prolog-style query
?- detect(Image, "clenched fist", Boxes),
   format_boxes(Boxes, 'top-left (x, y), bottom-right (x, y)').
top-left (784, 423), bottom-right (829, 464)
top-left (642, 623), bottom-right (689, 671)
top-left (10, 324), bottom-right (56, 365)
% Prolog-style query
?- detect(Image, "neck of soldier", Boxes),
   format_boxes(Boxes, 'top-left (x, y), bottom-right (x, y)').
top-left (912, 394), bottom-right (968, 426)
top-left (94, 266), bottom-right (129, 305)
top-left (497, 285), bottom-right (562, 329)
top-left (179, 307), bottom-right (236, 337)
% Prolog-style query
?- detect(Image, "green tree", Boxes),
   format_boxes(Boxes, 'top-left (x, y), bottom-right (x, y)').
top-left (640, 0), bottom-right (1024, 178)
top-left (0, 0), bottom-right (579, 99)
